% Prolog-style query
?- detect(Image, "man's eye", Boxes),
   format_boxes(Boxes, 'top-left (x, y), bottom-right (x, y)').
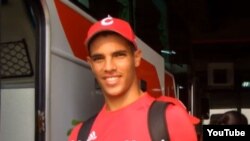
top-left (114, 52), bottom-right (126, 57)
top-left (92, 56), bottom-right (103, 61)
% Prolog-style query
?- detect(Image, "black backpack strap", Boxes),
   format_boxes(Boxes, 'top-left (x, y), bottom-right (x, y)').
top-left (77, 114), bottom-right (98, 141)
top-left (148, 101), bottom-right (171, 141)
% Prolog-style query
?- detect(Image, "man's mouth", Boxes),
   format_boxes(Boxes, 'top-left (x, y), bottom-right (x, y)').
top-left (104, 76), bottom-right (120, 86)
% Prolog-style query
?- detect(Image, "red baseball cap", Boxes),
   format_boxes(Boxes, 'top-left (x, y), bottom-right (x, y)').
top-left (157, 96), bottom-right (200, 125)
top-left (85, 16), bottom-right (137, 50)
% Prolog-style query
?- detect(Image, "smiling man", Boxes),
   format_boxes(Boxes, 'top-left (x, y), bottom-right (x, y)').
top-left (69, 16), bottom-right (198, 141)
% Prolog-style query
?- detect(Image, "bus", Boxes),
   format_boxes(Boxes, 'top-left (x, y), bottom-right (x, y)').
top-left (0, 0), bottom-right (176, 141)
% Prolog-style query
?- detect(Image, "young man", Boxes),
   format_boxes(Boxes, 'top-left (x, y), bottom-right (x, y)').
top-left (69, 16), bottom-right (198, 141)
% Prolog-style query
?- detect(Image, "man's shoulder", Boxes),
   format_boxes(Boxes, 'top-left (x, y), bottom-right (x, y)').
top-left (156, 96), bottom-right (186, 109)
top-left (156, 95), bottom-right (200, 125)
top-left (68, 122), bottom-right (83, 141)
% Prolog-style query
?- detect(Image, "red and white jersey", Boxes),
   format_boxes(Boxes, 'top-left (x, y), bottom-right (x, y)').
top-left (69, 93), bottom-right (197, 141)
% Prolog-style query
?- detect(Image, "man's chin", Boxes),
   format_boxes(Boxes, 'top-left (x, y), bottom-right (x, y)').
top-left (104, 89), bottom-right (123, 97)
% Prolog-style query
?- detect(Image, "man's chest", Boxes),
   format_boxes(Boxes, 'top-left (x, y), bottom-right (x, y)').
top-left (88, 111), bottom-right (151, 141)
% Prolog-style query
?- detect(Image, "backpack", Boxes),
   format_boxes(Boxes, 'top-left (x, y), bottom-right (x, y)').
top-left (77, 101), bottom-right (172, 141)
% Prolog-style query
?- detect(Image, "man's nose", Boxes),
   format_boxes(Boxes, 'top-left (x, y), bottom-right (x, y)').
top-left (104, 58), bottom-right (116, 72)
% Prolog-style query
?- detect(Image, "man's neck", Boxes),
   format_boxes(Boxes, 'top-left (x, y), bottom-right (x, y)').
top-left (104, 89), bottom-right (143, 111)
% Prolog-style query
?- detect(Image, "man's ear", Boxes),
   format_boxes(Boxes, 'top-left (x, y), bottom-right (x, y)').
top-left (134, 49), bottom-right (142, 67)
top-left (87, 56), bottom-right (93, 70)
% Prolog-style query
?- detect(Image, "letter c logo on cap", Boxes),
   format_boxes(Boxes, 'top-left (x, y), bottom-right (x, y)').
top-left (101, 16), bottom-right (113, 26)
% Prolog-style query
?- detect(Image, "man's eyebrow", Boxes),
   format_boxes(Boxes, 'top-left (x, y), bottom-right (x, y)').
top-left (90, 49), bottom-right (128, 57)
top-left (90, 53), bottom-right (103, 58)
top-left (113, 49), bottom-right (129, 54)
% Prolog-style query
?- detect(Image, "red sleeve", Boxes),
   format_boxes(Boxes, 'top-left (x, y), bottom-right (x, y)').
top-left (166, 104), bottom-right (198, 141)
top-left (68, 122), bottom-right (83, 141)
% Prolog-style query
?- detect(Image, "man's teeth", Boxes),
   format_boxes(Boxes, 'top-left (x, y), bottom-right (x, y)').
top-left (106, 77), bottom-right (119, 84)
top-left (106, 77), bottom-right (118, 81)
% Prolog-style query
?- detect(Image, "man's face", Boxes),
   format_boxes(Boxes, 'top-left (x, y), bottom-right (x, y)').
top-left (87, 34), bottom-right (141, 97)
